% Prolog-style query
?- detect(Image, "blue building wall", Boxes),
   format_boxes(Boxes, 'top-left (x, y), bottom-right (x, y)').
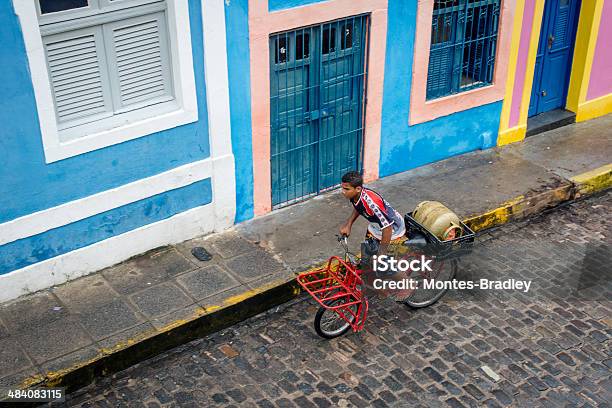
top-left (378, 0), bottom-right (501, 177)
top-left (0, 179), bottom-right (212, 275)
top-left (0, 0), bottom-right (213, 275)
top-left (225, 0), bottom-right (254, 223)
top-left (0, 0), bottom-right (210, 224)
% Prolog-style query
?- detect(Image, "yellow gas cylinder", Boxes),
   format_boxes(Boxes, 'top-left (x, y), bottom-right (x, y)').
top-left (413, 201), bottom-right (463, 241)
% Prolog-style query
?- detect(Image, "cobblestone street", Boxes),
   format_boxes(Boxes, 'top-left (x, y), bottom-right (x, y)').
top-left (63, 192), bottom-right (611, 408)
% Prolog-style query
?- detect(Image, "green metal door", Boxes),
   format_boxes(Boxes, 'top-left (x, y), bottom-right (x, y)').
top-left (270, 15), bottom-right (368, 208)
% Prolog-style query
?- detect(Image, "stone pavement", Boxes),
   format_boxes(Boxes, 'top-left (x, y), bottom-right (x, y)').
top-left (64, 191), bottom-right (612, 407)
top-left (0, 115), bottom-right (610, 393)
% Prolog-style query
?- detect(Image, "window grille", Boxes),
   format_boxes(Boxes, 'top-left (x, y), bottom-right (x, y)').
top-left (427, 0), bottom-right (501, 100)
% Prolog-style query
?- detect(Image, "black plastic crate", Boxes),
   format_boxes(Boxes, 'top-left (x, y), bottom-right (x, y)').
top-left (404, 212), bottom-right (475, 260)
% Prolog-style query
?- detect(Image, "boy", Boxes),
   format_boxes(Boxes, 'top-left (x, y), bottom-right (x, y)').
top-left (339, 171), bottom-right (413, 300)
top-left (339, 171), bottom-right (405, 254)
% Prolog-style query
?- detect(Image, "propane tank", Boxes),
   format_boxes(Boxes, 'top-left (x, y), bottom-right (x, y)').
top-left (413, 201), bottom-right (463, 241)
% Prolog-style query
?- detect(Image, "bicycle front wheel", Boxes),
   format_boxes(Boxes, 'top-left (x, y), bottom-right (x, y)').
top-left (404, 258), bottom-right (457, 308)
top-left (314, 299), bottom-right (359, 339)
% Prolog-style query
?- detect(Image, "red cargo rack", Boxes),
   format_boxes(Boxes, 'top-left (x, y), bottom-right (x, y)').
top-left (297, 256), bottom-right (368, 332)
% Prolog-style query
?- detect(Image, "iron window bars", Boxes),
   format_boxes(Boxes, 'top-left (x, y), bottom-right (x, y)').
top-left (427, 0), bottom-right (501, 100)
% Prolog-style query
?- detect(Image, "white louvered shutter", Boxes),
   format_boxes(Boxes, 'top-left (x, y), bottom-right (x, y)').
top-left (105, 12), bottom-right (173, 111)
top-left (43, 27), bottom-right (113, 127)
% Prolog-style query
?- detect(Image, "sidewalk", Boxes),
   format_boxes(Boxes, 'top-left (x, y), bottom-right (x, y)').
top-left (1, 115), bottom-right (610, 394)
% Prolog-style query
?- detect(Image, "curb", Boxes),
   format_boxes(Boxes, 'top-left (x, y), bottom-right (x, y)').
top-left (465, 164), bottom-right (611, 232)
top-left (570, 163), bottom-right (612, 196)
top-left (463, 178), bottom-right (575, 232)
top-left (12, 164), bottom-right (611, 402)
top-left (9, 278), bottom-right (301, 406)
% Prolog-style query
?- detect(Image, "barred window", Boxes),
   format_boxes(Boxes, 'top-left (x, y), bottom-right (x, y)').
top-left (426, 0), bottom-right (501, 100)
top-left (36, 0), bottom-right (174, 141)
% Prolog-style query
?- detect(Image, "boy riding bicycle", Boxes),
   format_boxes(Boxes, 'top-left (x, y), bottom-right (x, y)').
top-left (339, 171), bottom-right (405, 249)
top-left (339, 171), bottom-right (413, 300)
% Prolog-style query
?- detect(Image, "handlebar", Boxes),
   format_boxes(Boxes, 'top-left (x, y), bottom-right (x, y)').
top-left (335, 234), bottom-right (356, 264)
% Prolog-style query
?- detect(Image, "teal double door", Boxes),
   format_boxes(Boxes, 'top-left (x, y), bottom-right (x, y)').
top-left (270, 15), bottom-right (368, 208)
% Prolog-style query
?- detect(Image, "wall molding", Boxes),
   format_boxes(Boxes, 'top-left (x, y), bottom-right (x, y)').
top-left (0, 204), bottom-right (215, 303)
top-left (497, 0), bottom-right (526, 140)
top-left (516, 0), bottom-right (545, 129)
top-left (0, 159), bottom-right (215, 246)
top-left (201, 0), bottom-right (236, 229)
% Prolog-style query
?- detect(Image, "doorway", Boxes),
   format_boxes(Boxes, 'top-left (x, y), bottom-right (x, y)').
top-left (269, 15), bottom-right (369, 209)
top-left (528, 0), bottom-right (581, 118)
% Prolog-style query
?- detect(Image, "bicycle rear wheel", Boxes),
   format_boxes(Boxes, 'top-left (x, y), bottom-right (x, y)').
top-left (403, 258), bottom-right (457, 308)
top-left (314, 299), bottom-right (359, 339)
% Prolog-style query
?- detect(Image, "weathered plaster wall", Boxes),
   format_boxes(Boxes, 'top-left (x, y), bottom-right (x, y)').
top-left (379, 0), bottom-right (502, 178)
top-left (0, 0), bottom-right (217, 280)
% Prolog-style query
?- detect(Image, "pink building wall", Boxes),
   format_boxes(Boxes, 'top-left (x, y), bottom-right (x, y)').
top-left (586, 1), bottom-right (612, 101)
top-left (508, 0), bottom-right (536, 128)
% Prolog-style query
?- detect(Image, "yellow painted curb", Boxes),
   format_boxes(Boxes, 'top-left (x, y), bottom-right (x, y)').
top-left (463, 182), bottom-right (575, 232)
top-left (463, 196), bottom-right (524, 232)
top-left (570, 163), bottom-right (612, 195)
top-left (464, 165), bottom-right (612, 232)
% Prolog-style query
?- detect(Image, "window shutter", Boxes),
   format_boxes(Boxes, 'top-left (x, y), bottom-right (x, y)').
top-left (44, 28), bottom-right (113, 126)
top-left (106, 12), bottom-right (173, 111)
top-left (427, 47), bottom-right (453, 99)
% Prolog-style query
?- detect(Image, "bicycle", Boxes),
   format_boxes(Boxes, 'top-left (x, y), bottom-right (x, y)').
top-left (297, 213), bottom-right (474, 339)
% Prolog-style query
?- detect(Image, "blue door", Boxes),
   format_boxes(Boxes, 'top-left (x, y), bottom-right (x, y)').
top-left (270, 16), bottom-right (368, 208)
top-left (529, 0), bottom-right (580, 117)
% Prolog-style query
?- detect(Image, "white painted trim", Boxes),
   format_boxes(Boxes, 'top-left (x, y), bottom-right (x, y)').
top-left (12, 0), bottom-right (198, 163)
top-left (0, 204), bottom-right (215, 303)
top-left (201, 0), bottom-right (236, 230)
top-left (14, 0), bottom-right (59, 158)
top-left (201, 0), bottom-right (232, 158)
top-left (0, 159), bottom-right (212, 246)
top-left (211, 153), bottom-right (236, 231)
